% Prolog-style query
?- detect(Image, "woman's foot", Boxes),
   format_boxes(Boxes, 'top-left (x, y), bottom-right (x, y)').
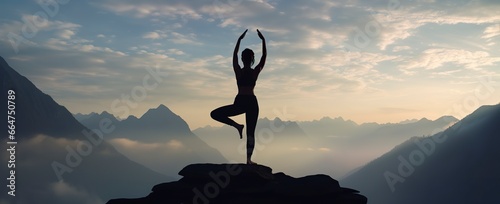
top-left (236, 124), bottom-right (244, 139)
top-left (246, 159), bottom-right (257, 165)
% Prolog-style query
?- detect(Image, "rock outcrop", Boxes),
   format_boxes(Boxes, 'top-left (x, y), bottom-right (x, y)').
top-left (107, 163), bottom-right (367, 204)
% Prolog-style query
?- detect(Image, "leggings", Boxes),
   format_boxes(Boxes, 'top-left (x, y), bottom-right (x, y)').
top-left (210, 95), bottom-right (259, 159)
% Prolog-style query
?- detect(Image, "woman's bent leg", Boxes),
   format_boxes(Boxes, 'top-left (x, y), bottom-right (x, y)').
top-left (210, 105), bottom-right (245, 138)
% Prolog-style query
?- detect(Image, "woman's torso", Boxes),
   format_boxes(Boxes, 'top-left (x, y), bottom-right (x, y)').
top-left (237, 67), bottom-right (257, 95)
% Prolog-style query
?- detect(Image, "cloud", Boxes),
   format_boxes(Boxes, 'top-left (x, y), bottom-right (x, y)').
top-left (432, 69), bottom-right (462, 77)
top-left (49, 181), bottom-right (104, 204)
top-left (0, 135), bottom-right (108, 204)
top-left (18, 14), bottom-right (81, 31)
top-left (0, 15), bottom-right (81, 51)
top-left (143, 32), bottom-right (160, 39)
top-left (108, 138), bottom-right (196, 176)
top-left (2, 0), bottom-right (500, 128)
top-left (290, 147), bottom-right (332, 152)
top-left (142, 31), bottom-right (167, 39)
top-left (200, 0), bottom-right (276, 22)
top-left (167, 139), bottom-right (184, 149)
top-left (392, 46), bottom-right (411, 52)
top-left (167, 48), bottom-right (185, 55)
top-left (45, 38), bottom-right (70, 50)
top-left (402, 48), bottom-right (500, 71)
top-left (99, 0), bottom-right (202, 19)
top-left (340, 0), bottom-right (500, 50)
top-left (94, 0), bottom-right (500, 52)
top-left (76, 44), bottom-right (126, 56)
top-left (482, 24), bottom-right (500, 45)
top-left (110, 138), bottom-right (186, 152)
top-left (318, 147), bottom-right (332, 152)
top-left (58, 29), bottom-right (76, 39)
top-left (169, 32), bottom-right (202, 45)
top-left (295, 26), bottom-right (346, 49)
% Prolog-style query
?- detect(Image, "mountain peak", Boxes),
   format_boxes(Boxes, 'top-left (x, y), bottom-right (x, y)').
top-left (157, 104), bottom-right (169, 110)
top-left (472, 104), bottom-right (499, 116)
top-left (418, 117), bottom-right (431, 122)
top-left (0, 56), bottom-right (7, 66)
top-left (126, 115), bottom-right (139, 120)
top-left (319, 116), bottom-right (346, 122)
top-left (0, 56), bottom-right (13, 77)
top-left (334, 116), bottom-right (345, 121)
top-left (273, 117), bottom-right (283, 123)
top-left (100, 111), bottom-right (117, 120)
top-left (435, 115), bottom-right (458, 123)
top-left (457, 104), bottom-right (500, 125)
top-left (73, 112), bottom-right (95, 121)
top-left (140, 104), bottom-right (176, 119)
top-left (114, 104), bottom-right (194, 136)
top-left (398, 118), bottom-right (419, 124)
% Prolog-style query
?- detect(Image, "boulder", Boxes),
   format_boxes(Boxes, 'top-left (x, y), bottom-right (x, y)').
top-left (107, 163), bottom-right (367, 204)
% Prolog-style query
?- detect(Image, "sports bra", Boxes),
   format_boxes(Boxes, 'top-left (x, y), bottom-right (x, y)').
top-left (236, 68), bottom-right (257, 87)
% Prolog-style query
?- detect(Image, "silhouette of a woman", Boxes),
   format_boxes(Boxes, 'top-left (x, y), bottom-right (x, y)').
top-left (211, 29), bottom-right (266, 165)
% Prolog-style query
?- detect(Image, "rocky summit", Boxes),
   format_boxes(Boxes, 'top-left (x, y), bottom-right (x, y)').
top-left (107, 163), bottom-right (367, 204)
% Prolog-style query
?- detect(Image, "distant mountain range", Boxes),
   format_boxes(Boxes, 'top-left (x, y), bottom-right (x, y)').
top-left (76, 104), bottom-right (195, 142)
top-left (74, 95), bottom-right (458, 180)
top-left (298, 116), bottom-right (458, 176)
top-left (341, 104), bottom-right (500, 204)
top-left (194, 115), bottom-right (458, 178)
top-left (0, 56), bottom-right (170, 204)
top-left (194, 117), bottom-right (321, 176)
top-left (297, 116), bottom-right (458, 141)
top-left (74, 105), bottom-right (227, 177)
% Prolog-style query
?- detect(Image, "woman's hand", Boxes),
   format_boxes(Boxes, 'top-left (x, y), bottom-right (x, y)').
top-left (257, 29), bottom-right (265, 40)
top-left (255, 29), bottom-right (266, 73)
top-left (239, 29), bottom-right (248, 40)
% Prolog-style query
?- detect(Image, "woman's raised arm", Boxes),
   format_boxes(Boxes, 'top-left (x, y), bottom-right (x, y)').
top-left (233, 29), bottom-right (248, 73)
top-left (256, 29), bottom-right (267, 73)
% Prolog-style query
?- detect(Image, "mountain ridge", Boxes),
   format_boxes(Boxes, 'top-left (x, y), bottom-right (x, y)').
top-left (341, 104), bottom-right (500, 204)
top-left (1, 56), bottom-right (88, 138)
top-left (194, 114), bottom-right (459, 178)
top-left (1, 55), bottom-right (171, 204)
top-left (75, 103), bottom-right (228, 178)
top-left (77, 104), bottom-right (197, 142)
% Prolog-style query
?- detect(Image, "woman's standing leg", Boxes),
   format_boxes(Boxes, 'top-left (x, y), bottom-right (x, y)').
top-left (245, 96), bottom-right (259, 164)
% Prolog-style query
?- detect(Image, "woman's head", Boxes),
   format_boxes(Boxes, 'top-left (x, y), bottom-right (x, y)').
top-left (241, 48), bottom-right (255, 67)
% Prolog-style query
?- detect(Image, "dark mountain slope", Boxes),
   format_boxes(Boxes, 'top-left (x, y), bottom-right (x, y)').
top-left (342, 104), bottom-right (500, 204)
top-left (0, 56), bottom-right (171, 204)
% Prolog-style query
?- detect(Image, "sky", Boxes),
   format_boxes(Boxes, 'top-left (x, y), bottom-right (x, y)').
top-left (1, 0), bottom-right (499, 129)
